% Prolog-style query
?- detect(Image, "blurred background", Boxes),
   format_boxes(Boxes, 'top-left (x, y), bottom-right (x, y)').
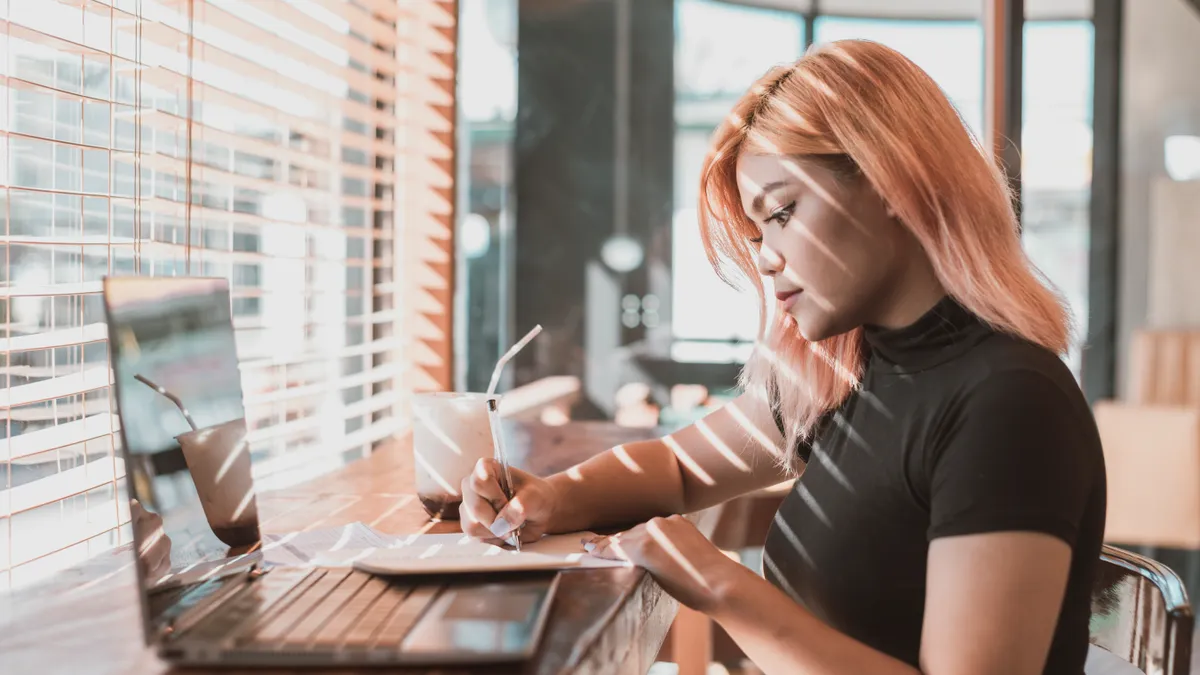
top-left (3, 2), bottom-right (1200, 650)
top-left (457, 0), bottom-right (1101, 421)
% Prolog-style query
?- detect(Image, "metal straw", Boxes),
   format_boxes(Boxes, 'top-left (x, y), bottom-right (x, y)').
top-left (484, 324), bottom-right (544, 551)
top-left (486, 324), bottom-right (543, 397)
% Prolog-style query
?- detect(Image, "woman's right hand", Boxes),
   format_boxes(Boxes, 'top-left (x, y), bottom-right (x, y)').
top-left (460, 458), bottom-right (560, 546)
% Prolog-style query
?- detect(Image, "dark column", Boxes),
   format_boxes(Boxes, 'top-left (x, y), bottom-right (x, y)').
top-left (1081, 0), bottom-right (1122, 404)
top-left (985, 0), bottom-right (1024, 223)
top-left (514, 0), bottom-right (674, 413)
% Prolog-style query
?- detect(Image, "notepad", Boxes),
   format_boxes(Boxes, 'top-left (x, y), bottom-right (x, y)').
top-left (311, 532), bottom-right (632, 575)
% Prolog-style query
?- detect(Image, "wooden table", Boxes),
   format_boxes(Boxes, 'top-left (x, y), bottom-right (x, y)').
top-left (0, 421), bottom-right (723, 675)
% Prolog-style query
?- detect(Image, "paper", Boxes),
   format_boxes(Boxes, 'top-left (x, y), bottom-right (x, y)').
top-left (261, 522), bottom-right (400, 566)
top-left (311, 532), bottom-right (632, 575)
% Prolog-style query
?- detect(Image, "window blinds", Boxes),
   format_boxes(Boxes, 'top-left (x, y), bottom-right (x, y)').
top-left (1, 0), bottom-right (413, 592)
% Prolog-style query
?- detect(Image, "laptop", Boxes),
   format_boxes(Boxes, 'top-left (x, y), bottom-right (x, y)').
top-left (102, 276), bottom-right (560, 667)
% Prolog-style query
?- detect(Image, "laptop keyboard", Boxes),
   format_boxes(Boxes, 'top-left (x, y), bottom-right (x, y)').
top-left (181, 567), bottom-right (443, 652)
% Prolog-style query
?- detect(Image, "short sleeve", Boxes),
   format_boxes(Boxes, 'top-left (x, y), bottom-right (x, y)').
top-left (926, 369), bottom-right (1097, 545)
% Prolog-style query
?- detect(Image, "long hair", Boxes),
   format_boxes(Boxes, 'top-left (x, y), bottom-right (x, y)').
top-left (698, 40), bottom-right (1071, 471)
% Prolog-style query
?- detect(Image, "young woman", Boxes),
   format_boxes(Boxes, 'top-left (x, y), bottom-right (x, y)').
top-left (460, 40), bottom-right (1106, 675)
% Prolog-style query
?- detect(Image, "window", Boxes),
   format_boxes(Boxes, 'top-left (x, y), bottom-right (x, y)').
top-left (0, 0), bottom-right (411, 592)
top-left (1021, 21), bottom-right (1094, 377)
top-left (671, 5), bottom-right (1093, 381)
top-left (454, 0), bottom-right (518, 393)
top-left (672, 0), bottom-right (806, 344)
top-left (813, 17), bottom-right (984, 137)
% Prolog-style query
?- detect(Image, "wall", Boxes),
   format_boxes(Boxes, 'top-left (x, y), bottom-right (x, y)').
top-left (1118, 0), bottom-right (1200, 396)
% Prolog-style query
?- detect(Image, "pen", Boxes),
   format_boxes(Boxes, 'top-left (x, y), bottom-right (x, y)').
top-left (486, 397), bottom-right (521, 552)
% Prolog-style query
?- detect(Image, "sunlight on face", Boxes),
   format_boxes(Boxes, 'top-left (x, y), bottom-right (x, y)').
top-left (778, 155), bottom-right (865, 232)
top-left (736, 162), bottom-right (842, 316)
top-left (734, 152), bottom-right (900, 341)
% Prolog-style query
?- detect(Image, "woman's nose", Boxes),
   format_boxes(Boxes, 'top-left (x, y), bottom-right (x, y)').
top-left (756, 244), bottom-right (783, 277)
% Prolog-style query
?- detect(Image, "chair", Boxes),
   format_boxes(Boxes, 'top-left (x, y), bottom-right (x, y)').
top-left (1090, 544), bottom-right (1194, 675)
top-left (1095, 330), bottom-right (1200, 548)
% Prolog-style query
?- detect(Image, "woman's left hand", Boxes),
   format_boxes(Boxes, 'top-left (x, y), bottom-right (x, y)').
top-left (583, 514), bottom-right (740, 614)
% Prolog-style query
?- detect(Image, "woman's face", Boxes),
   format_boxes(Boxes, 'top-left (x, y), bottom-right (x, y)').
top-left (735, 152), bottom-right (913, 342)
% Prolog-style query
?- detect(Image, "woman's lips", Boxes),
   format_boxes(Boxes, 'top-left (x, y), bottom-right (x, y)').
top-left (775, 289), bottom-right (801, 309)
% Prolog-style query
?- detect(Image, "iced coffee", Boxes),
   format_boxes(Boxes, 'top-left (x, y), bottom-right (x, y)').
top-left (175, 418), bottom-right (260, 547)
top-left (412, 392), bottom-right (500, 518)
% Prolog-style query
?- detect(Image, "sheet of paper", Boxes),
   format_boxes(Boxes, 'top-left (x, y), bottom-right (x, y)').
top-left (261, 522), bottom-right (400, 566)
top-left (310, 532), bottom-right (632, 574)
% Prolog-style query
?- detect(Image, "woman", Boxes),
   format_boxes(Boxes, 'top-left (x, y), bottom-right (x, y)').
top-left (461, 39), bottom-right (1106, 675)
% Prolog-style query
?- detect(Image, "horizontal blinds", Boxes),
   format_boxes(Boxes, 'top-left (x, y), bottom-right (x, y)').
top-left (1, 0), bottom-right (406, 593)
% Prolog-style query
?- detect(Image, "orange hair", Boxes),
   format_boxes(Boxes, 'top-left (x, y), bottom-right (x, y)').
top-left (698, 40), bottom-right (1071, 470)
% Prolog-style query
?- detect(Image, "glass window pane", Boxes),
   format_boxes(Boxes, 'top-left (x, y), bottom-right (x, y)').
top-left (670, 0), bottom-right (805, 342)
top-left (2, 0), bottom-right (400, 594)
top-left (1021, 21), bottom-right (1095, 378)
top-left (813, 17), bottom-right (984, 138)
top-left (83, 100), bottom-right (111, 148)
top-left (13, 87), bottom-right (55, 139)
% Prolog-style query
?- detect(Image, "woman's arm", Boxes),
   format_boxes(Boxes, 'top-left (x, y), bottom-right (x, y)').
top-left (713, 531), bottom-right (1070, 675)
top-left (586, 519), bottom-right (1070, 675)
top-left (545, 390), bottom-right (791, 533)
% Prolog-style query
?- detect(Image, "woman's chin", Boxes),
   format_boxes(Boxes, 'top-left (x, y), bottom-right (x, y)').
top-left (790, 314), bottom-right (823, 342)
top-left (790, 310), bottom-right (840, 343)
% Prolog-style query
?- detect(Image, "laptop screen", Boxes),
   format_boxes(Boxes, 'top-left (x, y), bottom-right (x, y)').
top-left (104, 276), bottom-right (261, 641)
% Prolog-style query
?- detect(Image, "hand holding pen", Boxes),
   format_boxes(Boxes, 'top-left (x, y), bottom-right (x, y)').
top-left (471, 323), bottom-right (544, 550)
top-left (458, 457), bottom-right (559, 549)
top-left (486, 397), bottom-right (521, 551)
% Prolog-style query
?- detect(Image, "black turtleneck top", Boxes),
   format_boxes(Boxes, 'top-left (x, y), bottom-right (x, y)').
top-left (764, 296), bottom-right (1106, 674)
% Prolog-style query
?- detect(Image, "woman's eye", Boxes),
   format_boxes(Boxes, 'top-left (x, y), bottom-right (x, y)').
top-left (768, 201), bottom-right (796, 225)
top-left (749, 236), bottom-right (763, 244)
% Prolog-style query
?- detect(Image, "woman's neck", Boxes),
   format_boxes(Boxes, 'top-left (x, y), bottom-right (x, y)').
top-left (866, 254), bottom-right (946, 330)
